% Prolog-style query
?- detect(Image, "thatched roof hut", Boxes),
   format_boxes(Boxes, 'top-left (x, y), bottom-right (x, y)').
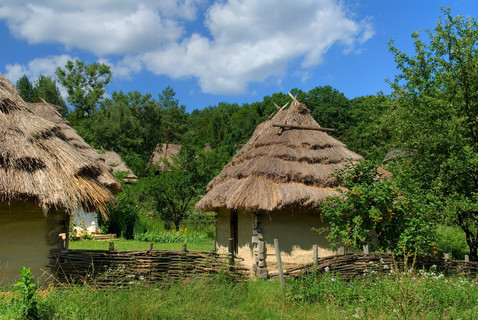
top-left (26, 101), bottom-right (122, 194)
top-left (196, 97), bottom-right (363, 278)
top-left (98, 150), bottom-right (137, 183)
top-left (149, 143), bottom-right (181, 172)
top-left (196, 99), bottom-right (363, 212)
top-left (0, 74), bottom-right (119, 283)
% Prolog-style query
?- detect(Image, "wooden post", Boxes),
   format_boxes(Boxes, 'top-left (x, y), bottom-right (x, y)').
top-left (444, 253), bottom-right (449, 261)
top-left (109, 242), bottom-right (114, 251)
top-left (212, 240), bottom-right (217, 253)
top-left (274, 239), bottom-right (286, 293)
top-left (465, 255), bottom-right (470, 262)
top-left (313, 245), bottom-right (318, 268)
top-left (363, 244), bottom-right (369, 255)
top-left (228, 238), bottom-right (235, 266)
top-left (149, 243), bottom-right (154, 251)
top-left (182, 243), bottom-right (187, 252)
top-left (338, 247), bottom-right (345, 255)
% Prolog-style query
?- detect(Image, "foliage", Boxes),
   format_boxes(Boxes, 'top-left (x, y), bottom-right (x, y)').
top-left (101, 185), bottom-right (140, 239)
top-left (13, 267), bottom-right (39, 320)
top-left (134, 229), bottom-right (211, 244)
top-left (15, 74), bottom-right (67, 116)
top-left (56, 59), bottom-right (111, 117)
top-left (318, 161), bottom-right (435, 253)
top-left (388, 8), bottom-right (478, 259)
top-left (146, 142), bottom-right (228, 231)
top-left (343, 93), bottom-right (395, 162)
top-left (434, 224), bottom-right (469, 260)
top-left (15, 75), bottom-right (35, 103)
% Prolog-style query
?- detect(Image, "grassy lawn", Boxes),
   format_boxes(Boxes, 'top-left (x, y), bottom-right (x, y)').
top-left (68, 238), bottom-right (214, 252)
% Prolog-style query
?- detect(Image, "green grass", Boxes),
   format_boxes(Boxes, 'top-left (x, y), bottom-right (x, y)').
top-left (2, 271), bottom-right (478, 319)
top-left (68, 238), bottom-right (213, 252)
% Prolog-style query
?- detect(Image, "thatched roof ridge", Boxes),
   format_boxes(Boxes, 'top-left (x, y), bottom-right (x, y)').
top-left (99, 150), bottom-right (137, 183)
top-left (196, 98), bottom-right (363, 212)
top-left (149, 143), bottom-right (181, 171)
top-left (0, 73), bottom-right (118, 215)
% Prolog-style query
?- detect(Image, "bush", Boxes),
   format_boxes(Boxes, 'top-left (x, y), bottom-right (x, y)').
top-left (434, 224), bottom-right (469, 259)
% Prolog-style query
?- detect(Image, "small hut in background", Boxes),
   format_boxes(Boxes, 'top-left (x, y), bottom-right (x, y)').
top-left (0, 74), bottom-right (119, 284)
top-left (196, 96), bottom-right (363, 278)
top-left (149, 143), bottom-right (181, 172)
top-left (99, 150), bottom-right (137, 184)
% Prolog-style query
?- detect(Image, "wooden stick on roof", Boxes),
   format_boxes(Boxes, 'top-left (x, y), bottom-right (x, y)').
top-left (273, 123), bottom-right (335, 133)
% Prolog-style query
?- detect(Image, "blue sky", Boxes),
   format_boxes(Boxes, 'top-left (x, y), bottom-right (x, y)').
top-left (0, 0), bottom-right (476, 112)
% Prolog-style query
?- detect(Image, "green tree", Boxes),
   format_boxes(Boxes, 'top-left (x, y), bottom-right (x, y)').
top-left (342, 94), bottom-right (395, 162)
top-left (33, 75), bottom-right (67, 113)
top-left (318, 161), bottom-right (435, 253)
top-left (148, 141), bottom-right (228, 230)
top-left (15, 75), bottom-right (35, 103)
top-left (159, 86), bottom-right (187, 144)
top-left (56, 59), bottom-right (111, 117)
top-left (388, 8), bottom-right (478, 259)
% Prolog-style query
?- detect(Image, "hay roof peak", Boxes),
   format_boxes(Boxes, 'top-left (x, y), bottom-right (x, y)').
top-left (196, 96), bottom-right (363, 212)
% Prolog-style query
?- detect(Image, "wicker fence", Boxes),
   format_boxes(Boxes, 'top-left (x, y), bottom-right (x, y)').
top-left (282, 250), bottom-right (478, 280)
top-left (49, 245), bottom-right (248, 286)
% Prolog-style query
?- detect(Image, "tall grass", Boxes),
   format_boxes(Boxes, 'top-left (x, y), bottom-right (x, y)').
top-left (2, 272), bottom-right (478, 319)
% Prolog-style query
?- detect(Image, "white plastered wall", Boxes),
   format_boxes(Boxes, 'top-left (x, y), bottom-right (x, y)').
top-left (215, 207), bottom-right (335, 275)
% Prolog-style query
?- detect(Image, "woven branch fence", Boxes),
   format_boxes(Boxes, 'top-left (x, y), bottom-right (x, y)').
top-left (282, 251), bottom-right (478, 280)
top-left (49, 247), bottom-right (248, 287)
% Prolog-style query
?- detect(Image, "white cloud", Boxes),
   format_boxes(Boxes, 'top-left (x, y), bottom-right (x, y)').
top-left (0, 1), bottom-right (201, 55)
top-left (0, 0), bottom-right (374, 94)
top-left (143, 0), bottom-right (374, 94)
top-left (5, 54), bottom-right (73, 84)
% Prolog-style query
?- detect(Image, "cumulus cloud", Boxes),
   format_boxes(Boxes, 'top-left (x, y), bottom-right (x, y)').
top-left (5, 54), bottom-right (73, 84)
top-left (0, 0), bottom-right (374, 95)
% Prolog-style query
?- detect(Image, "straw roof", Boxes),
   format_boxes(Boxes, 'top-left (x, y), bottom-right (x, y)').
top-left (149, 143), bottom-right (181, 172)
top-left (26, 101), bottom-right (122, 194)
top-left (0, 73), bottom-right (119, 216)
top-left (196, 97), bottom-right (364, 212)
top-left (99, 150), bottom-right (137, 183)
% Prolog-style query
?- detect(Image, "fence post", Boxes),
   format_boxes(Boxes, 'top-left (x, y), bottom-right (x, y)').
top-left (228, 238), bottom-right (235, 266)
top-left (338, 247), bottom-right (345, 255)
top-left (444, 253), bottom-right (449, 261)
top-left (465, 255), bottom-right (470, 262)
top-left (182, 243), bottom-right (187, 252)
top-left (363, 244), bottom-right (369, 255)
top-left (149, 243), bottom-right (154, 251)
top-left (212, 240), bottom-right (217, 253)
top-left (274, 239), bottom-right (286, 293)
top-left (313, 245), bottom-right (318, 269)
top-left (109, 242), bottom-right (114, 251)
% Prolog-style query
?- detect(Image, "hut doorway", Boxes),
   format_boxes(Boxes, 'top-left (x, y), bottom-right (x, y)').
top-left (230, 209), bottom-right (238, 253)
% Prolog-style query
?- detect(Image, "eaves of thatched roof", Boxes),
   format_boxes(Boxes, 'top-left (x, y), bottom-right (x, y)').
top-left (196, 98), bottom-right (363, 213)
top-left (0, 73), bottom-right (119, 216)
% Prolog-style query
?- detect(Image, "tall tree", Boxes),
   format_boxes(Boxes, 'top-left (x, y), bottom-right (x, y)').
top-left (15, 75), bottom-right (34, 103)
top-left (388, 8), bottom-right (478, 259)
top-left (158, 86), bottom-right (187, 143)
top-left (33, 75), bottom-right (67, 113)
top-left (56, 59), bottom-right (111, 117)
